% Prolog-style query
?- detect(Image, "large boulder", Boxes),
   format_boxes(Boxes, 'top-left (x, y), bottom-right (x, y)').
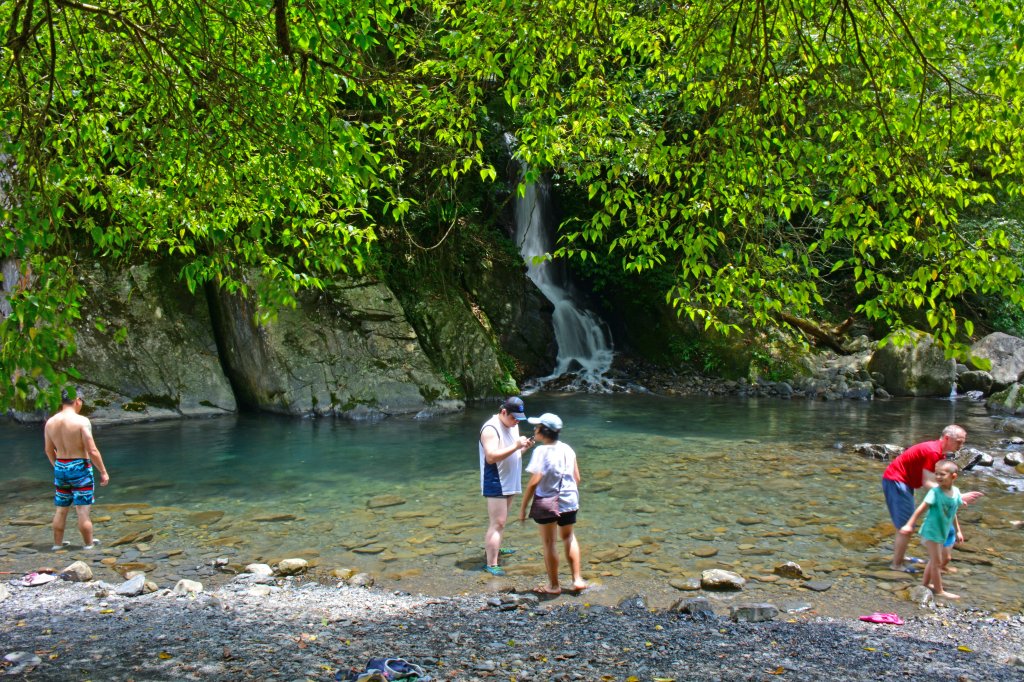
top-left (49, 262), bottom-right (236, 424)
top-left (987, 383), bottom-right (1024, 417)
top-left (209, 277), bottom-right (459, 418)
top-left (867, 331), bottom-right (956, 397)
top-left (969, 333), bottom-right (1024, 390)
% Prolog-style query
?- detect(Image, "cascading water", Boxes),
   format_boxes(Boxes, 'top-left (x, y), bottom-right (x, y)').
top-left (514, 176), bottom-right (615, 391)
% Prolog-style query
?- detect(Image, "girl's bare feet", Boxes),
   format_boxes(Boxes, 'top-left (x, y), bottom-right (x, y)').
top-left (533, 584), bottom-right (561, 595)
top-left (570, 580), bottom-right (589, 592)
top-left (935, 591), bottom-right (960, 599)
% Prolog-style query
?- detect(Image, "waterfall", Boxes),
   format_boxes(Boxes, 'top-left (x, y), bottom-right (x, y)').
top-left (514, 177), bottom-right (615, 390)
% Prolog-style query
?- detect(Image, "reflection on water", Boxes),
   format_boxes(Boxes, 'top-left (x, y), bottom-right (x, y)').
top-left (2, 393), bottom-right (1022, 616)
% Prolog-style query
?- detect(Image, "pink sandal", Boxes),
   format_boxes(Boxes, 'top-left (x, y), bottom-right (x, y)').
top-left (859, 612), bottom-right (904, 625)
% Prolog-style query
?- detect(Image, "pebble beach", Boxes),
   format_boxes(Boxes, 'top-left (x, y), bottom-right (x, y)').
top-left (2, 571), bottom-right (1023, 681)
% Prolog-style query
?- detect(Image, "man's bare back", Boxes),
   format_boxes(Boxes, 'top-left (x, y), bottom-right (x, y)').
top-left (44, 391), bottom-right (109, 550)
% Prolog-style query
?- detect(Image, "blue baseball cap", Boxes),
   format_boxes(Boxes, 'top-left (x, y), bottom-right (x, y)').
top-left (500, 397), bottom-right (527, 420)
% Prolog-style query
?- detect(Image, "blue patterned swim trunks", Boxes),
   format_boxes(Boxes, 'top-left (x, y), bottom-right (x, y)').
top-left (53, 459), bottom-right (94, 507)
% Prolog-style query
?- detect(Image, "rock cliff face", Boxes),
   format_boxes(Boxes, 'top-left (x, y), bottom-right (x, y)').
top-left (65, 261), bottom-right (237, 424)
top-left (9, 247), bottom-right (551, 423)
top-left (207, 278), bottom-right (460, 419)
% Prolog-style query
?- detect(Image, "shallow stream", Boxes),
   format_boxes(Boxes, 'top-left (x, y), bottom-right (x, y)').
top-left (3, 393), bottom-right (1022, 616)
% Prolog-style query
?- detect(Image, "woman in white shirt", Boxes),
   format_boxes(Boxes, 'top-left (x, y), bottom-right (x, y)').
top-left (518, 412), bottom-right (588, 594)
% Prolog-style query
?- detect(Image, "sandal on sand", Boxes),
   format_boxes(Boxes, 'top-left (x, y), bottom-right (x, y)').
top-left (859, 612), bottom-right (904, 625)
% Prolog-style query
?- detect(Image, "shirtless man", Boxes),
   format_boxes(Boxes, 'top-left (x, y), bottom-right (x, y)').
top-left (44, 388), bottom-right (109, 550)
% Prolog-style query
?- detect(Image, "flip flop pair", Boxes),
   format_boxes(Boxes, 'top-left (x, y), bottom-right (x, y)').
top-left (859, 612), bottom-right (904, 625)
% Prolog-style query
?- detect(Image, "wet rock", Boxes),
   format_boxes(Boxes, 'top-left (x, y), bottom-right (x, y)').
top-left (0, 584), bottom-right (8, 603)
top-left (187, 510), bottom-right (225, 526)
top-left (852, 443), bottom-right (904, 461)
top-left (173, 579), bottom-right (204, 596)
top-left (252, 514), bottom-right (298, 523)
top-left (245, 563), bottom-right (274, 576)
top-left (61, 560), bottom-right (93, 582)
top-left (367, 495), bottom-right (406, 509)
top-left (1004, 452), bottom-right (1024, 467)
top-left (115, 574), bottom-right (147, 597)
top-left (348, 573), bottom-right (375, 588)
top-left (701, 569), bottom-right (745, 590)
top-left (731, 603), bottom-right (779, 622)
top-left (801, 580), bottom-right (833, 592)
top-left (616, 594), bottom-right (649, 613)
top-left (908, 585), bottom-right (935, 607)
top-left (692, 545), bottom-right (719, 558)
top-left (773, 562), bottom-right (808, 580)
top-left (669, 577), bottom-right (701, 591)
top-left (276, 558), bottom-right (308, 576)
top-left (669, 596), bottom-right (714, 617)
top-left (781, 601), bottom-right (814, 613)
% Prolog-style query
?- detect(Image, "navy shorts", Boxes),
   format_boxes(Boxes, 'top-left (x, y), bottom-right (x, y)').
top-left (54, 459), bottom-right (94, 507)
top-left (534, 509), bottom-right (578, 527)
top-left (882, 478), bottom-right (914, 528)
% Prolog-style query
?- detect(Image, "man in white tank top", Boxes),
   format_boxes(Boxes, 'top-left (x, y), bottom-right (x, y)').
top-left (479, 397), bottom-right (533, 576)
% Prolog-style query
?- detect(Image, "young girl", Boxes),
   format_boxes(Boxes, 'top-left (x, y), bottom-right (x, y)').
top-left (899, 460), bottom-right (964, 599)
top-left (518, 412), bottom-right (587, 595)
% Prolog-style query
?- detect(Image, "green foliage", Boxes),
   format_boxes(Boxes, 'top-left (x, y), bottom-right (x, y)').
top-left (468, 0), bottom-right (1024, 355)
top-left (3, 0), bottom-right (1024, 409)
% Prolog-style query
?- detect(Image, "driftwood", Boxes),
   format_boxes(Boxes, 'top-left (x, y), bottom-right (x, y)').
top-left (780, 313), bottom-right (854, 353)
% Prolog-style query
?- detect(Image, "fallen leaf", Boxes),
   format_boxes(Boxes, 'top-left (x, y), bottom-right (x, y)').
top-left (957, 645), bottom-right (973, 653)
top-left (767, 667), bottom-right (785, 675)
top-left (158, 652), bottom-right (172, 660)
top-left (863, 647), bottom-right (876, 651)
top-left (99, 609), bottom-right (114, 615)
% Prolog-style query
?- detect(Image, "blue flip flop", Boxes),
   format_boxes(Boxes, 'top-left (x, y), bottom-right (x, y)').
top-left (905, 557), bottom-right (925, 565)
top-left (899, 566), bottom-right (920, 574)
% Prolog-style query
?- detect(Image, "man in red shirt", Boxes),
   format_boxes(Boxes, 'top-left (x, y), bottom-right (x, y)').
top-left (883, 425), bottom-right (982, 571)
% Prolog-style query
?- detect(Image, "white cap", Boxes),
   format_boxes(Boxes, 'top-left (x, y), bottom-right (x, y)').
top-left (527, 412), bottom-right (563, 431)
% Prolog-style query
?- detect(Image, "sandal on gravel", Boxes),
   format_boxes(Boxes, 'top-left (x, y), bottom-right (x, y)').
top-left (50, 541), bottom-right (71, 551)
top-left (898, 566), bottom-right (920, 574)
top-left (482, 564), bottom-right (506, 577)
top-left (905, 557), bottom-right (925, 564)
top-left (19, 572), bottom-right (58, 587)
top-left (366, 658), bottom-right (428, 680)
top-left (498, 548), bottom-right (516, 555)
top-left (859, 612), bottom-right (904, 625)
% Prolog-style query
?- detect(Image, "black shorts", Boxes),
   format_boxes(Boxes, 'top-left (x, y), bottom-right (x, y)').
top-left (535, 509), bottom-right (578, 527)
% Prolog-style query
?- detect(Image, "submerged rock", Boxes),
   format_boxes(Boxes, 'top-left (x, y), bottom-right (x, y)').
top-left (701, 569), bottom-right (745, 590)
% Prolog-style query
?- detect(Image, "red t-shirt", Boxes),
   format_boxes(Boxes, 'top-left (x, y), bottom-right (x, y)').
top-left (882, 439), bottom-right (944, 489)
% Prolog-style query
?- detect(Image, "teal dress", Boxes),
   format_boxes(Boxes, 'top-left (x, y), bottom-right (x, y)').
top-left (919, 486), bottom-right (962, 544)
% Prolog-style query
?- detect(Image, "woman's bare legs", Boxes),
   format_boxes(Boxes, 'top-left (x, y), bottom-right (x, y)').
top-left (536, 521), bottom-right (561, 594)
top-left (559, 523), bottom-right (587, 590)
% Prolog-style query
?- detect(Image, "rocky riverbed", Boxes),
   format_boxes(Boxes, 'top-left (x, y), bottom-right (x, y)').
top-left (2, 573), bottom-right (1023, 681)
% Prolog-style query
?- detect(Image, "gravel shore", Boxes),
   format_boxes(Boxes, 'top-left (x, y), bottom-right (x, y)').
top-left (2, 576), bottom-right (1023, 681)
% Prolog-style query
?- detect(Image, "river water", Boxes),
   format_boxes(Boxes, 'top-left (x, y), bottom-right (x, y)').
top-left (3, 393), bottom-right (1022, 616)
